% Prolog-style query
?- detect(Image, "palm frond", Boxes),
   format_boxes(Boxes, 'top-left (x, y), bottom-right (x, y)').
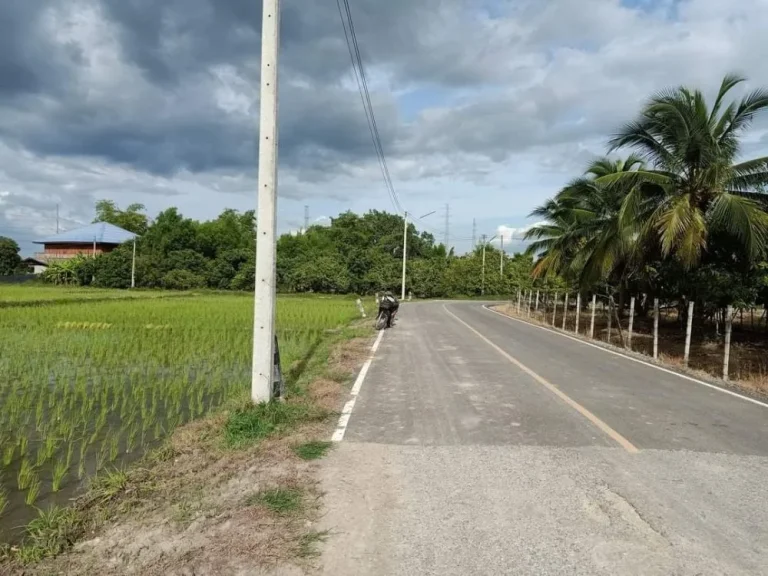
top-left (607, 121), bottom-right (676, 167)
top-left (654, 194), bottom-right (707, 267)
top-left (708, 193), bottom-right (768, 259)
top-left (710, 73), bottom-right (746, 125)
top-left (594, 169), bottom-right (674, 189)
top-left (720, 88), bottom-right (768, 143)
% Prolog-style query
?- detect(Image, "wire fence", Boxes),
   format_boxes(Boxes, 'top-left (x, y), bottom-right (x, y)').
top-left (502, 289), bottom-right (768, 393)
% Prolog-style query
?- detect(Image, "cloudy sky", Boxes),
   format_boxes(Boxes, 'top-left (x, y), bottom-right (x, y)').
top-left (2, 0), bottom-right (768, 256)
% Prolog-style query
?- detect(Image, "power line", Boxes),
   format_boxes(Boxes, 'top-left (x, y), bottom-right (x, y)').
top-left (332, 4), bottom-right (477, 246)
top-left (335, 0), bottom-right (403, 214)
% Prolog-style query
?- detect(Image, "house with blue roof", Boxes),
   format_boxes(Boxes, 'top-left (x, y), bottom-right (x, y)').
top-left (24, 222), bottom-right (137, 273)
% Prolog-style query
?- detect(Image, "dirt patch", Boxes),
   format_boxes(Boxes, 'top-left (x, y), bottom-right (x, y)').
top-left (4, 334), bottom-right (372, 576)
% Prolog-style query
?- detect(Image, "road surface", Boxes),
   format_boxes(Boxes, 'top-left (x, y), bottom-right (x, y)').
top-left (318, 301), bottom-right (768, 576)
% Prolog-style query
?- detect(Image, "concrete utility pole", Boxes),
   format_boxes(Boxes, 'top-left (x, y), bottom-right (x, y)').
top-left (499, 234), bottom-right (504, 277)
top-left (481, 234), bottom-right (497, 296)
top-left (131, 237), bottom-right (137, 289)
top-left (471, 218), bottom-right (477, 250)
top-left (56, 204), bottom-right (60, 234)
top-left (481, 234), bottom-right (487, 295)
top-left (401, 210), bottom-right (435, 300)
top-left (252, 0), bottom-right (281, 404)
top-left (401, 212), bottom-right (408, 300)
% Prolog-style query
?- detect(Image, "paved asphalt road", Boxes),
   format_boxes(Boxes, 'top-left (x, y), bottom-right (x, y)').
top-left (319, 301), bottom-right (768, 576)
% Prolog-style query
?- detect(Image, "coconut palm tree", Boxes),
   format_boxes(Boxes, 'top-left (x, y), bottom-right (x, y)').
top-left (525, 155), bottom-right (646, 286)
top-left (603, 74), bottom-right (768, 268)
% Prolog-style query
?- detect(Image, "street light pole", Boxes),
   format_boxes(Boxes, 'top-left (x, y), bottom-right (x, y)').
top-left (401, 212), bottom-right (408, 301)
top-left (401, 210), bottom-right (436, 301)
top-left (251, 0), bottom-right (281, 404)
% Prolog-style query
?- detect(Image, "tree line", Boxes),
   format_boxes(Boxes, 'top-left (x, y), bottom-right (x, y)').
top-left (35, 201), bottom-right (550, 297)
top-left (525, 74), bottom-right (768, 321)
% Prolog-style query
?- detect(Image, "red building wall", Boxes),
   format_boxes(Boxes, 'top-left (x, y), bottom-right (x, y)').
top-left (41, 243), bottom-right (117, 258)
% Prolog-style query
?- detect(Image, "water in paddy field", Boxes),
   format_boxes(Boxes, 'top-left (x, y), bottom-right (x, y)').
top-left (0, 363), bottom-right (250, 544)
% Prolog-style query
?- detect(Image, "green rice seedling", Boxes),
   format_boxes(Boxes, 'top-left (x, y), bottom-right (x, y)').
top-left (43, 435), bottom-right (59, 462)
top-left (26, 477), bottom-right (41, 506)
top-left (95, 445), bottom-right (107, 473)
top-left (52, 460), bottom-right (68, 492)
top-left (35, 445), bottom-right (47, 467)
top-left (2, 443), bottom-right (14, 467)
top-left (18, 459), bottom-right (35, 490)
top-left (0, 484), bottom-right (8, 518)
top-left (126, 423), bottom-right (138, 454)
top-left (65, 442), bottom-right (75, 469)
top-left (19, 435), bottom-right (28, 457)
top-left (109, 436), bottom-right (119, 461)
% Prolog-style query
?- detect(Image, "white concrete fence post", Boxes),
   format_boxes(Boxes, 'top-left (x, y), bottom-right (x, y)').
top-left (606, 297), bottom-right (612, 343)
top-left (562, 293), bottom-right (569, 330)
top-left (552, 292), bottom-right (558, 326)
top-left (517, 289), bottom-right (521, 315)
top-left (723, 304), bottom-right (733, 381)
top-left (627, 296), bottom-right (635, 350)
top-left (575, 293), bottom-right (581, 334)
top-left (535, 290), bottom-right (540, 317)
top-left (683, 300), bottom-right (694, 367)
top-left (527, 290), bottom-right (533, 317)
top-left (356, 298), bottom-right (367, 318)
top-left (589, 294), bottom-right (596, 339)
top-left (653, 298), bottom-right (660, 360)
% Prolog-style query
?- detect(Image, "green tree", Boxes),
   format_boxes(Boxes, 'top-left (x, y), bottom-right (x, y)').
top-left (94, 200), bottom-right (149, 235)
top-left (606, 74), bottom-right (768, 267)
top-left (196, 209), bottom-right (255, 259)
top-left (290, 255), bottom-right (350, 293)
top-left (525, 155), bottom-right (646, 288)
top-left (0, 237), bottom-right (21, 275)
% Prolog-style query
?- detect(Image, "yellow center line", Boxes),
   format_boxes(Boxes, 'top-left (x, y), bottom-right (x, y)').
top-left (443, 305), bottom-right (639, 454)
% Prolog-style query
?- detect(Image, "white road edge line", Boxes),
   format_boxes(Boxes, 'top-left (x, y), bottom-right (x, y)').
top-left (331, 329), bottom-right (385, 442)
top-left (482, 304), bottom-right (768, 410)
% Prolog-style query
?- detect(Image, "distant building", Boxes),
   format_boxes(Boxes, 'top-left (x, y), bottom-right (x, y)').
top-left (29, 222), bottom-right (137, 273)
top-left (21, 257), bottom-right (49, 275)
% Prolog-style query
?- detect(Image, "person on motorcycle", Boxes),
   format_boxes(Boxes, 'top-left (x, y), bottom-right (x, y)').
top-left (378, 291), bottom-right (400, 328)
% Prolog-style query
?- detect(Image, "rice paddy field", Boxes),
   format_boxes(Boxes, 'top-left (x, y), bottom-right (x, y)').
top-left (0, 285), bottom-right (188, 307)
top-left (0, 287), bottom-right (359, 542)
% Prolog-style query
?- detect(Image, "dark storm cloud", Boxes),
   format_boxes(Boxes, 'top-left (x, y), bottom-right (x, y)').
top-left (0, 0), bottom-right (81, 99)
top-left (0, 0), bottom-right (414, 178)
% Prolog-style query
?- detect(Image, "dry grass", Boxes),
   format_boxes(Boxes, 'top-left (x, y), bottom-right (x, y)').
top-left (495, 304), bottom-right (768, 396)
top-left (12, 332), bottom-right (373, 576)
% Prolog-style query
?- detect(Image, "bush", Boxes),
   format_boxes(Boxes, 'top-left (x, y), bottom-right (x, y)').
top-left (161, 269), bottom-right (206, 291)
top-left (93, 245), bottom-right (132, 288)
